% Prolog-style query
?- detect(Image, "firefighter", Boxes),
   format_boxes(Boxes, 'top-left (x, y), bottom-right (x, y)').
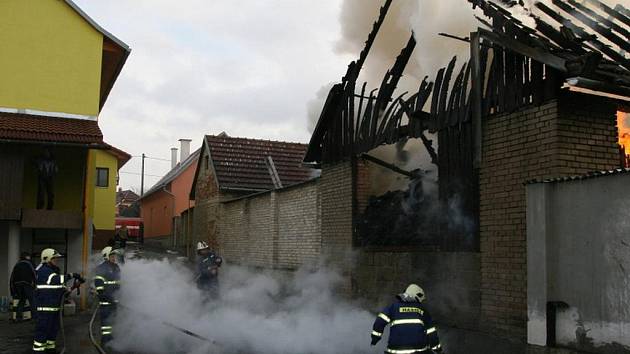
top-left (195, 242), bottom-right (222, 300)
top-left (32, 248), bottom-right (82, 353)
top-left (93, 246), bottom-right (121, 347)
top-left (10, 251), bottom-right (36, 322)
top-left (371, 284), bottom-right (442, 353)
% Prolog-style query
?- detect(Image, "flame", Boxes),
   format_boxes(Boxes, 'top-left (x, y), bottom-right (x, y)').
top-left (618, 111), bottom-right (630, 167)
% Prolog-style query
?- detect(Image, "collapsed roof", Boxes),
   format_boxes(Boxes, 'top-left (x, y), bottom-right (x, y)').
top-left (469, 0), bottom-right (630, 97)
top-left (304, 0), bottom-right (630, 166)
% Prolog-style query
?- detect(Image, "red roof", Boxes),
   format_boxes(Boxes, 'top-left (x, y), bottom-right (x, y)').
top-left (205, 135), bottom-right (314, 191)
top-left (0, 112), bottom-right (103, 144)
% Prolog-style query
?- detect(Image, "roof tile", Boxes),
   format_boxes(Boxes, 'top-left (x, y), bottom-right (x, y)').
top-left (206, 135), bottom-right (314, 191)
top-left (0, 112), bottom-right (103, 144)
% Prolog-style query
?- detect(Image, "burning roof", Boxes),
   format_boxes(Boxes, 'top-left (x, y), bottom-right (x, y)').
top-left (304, 0), bottom-right (630, 166)
top-left (469, 0), bottom-right (630, 97)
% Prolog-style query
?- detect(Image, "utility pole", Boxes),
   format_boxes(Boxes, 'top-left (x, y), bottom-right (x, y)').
top-left (140, 153), bottom-right (146, 196)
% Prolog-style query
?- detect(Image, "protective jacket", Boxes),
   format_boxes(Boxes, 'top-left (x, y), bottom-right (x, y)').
top-left (94, 261), bottom-right (121, 305)
top-left (10, 259), bottom-right (36, 295)
top-left (371, 294), bottom-right (442, 353)
top-left (196, 253), bottom-right (220, 296)
top-left (32, 262), bottom-right (70, 352)
top-left (34, 263), bottom-right (68, 311)
top-left (94, 260), bottom-right (120, 345)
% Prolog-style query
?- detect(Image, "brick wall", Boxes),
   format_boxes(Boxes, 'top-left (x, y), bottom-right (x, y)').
top-left (320, 162), bottom-right (353, 246)
top-left (479, 92), bottom-right (618, 337)
top-left (217, 180), bottom-right (320, 269)
top-left (193, 146), bottom-right (219, 248)
top-left (276, 182), bottom-right (321, 268)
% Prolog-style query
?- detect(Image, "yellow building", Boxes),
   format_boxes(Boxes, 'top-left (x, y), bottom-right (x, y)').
top-left (0, 0), bottom-right (131, 301)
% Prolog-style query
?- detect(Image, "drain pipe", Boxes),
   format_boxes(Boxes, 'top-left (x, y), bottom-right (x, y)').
top-left (162, 187), bottom-right (177, 248)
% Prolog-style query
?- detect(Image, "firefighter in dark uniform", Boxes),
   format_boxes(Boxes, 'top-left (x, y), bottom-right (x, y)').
top-left (10, 251), bottom-right (36, 322)
top-left (93, 246), bottom-right (121, 347)
top-left (371, 284), bottom-right (443, 353)
top-left (195, 241), bottom-right (222, 300)
top-left (32, 248), bottom-right (82, 353)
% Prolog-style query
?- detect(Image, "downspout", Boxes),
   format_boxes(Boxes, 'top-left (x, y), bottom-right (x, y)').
top-left (187, 199), bottom-right (192, 259)
top-left (80, 149), bottom-right (92, 310)
top-left (162, 187), bottom-right (176, 248)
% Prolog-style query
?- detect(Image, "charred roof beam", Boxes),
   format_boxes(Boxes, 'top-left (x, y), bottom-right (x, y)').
top-left (477, 28), bottom-right (568, 72)
top-left (360, 153), bottom-right (422, 179)
top-left (535, 2), bottom-right (630, 71)
top-left (584, 0), bottom-right (630, 28)
top-left (552, 0), bottom-right (630, 54)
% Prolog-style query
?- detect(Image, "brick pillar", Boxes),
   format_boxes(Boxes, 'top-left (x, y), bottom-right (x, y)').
top-left (479, 92), bottom-right (618, 337)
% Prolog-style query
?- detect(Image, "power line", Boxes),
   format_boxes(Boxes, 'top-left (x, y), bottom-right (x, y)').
top-left (131, 155), bottom-right (171, 162)
top-left (119, 171), bottom-right (163, 178)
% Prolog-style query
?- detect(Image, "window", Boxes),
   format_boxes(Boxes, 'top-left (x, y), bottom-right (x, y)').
top-left (205, 155), bottom-right (210, 170)
top-left (96, 168), bottom-right (109, 187)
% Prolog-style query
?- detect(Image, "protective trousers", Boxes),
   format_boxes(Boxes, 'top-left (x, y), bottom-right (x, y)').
top-left (32, 311), bottom-right (59, 353)
top-left (99, 304), bottom-right (116, 345)
top-left (12, 283), bottom-right (34, 321)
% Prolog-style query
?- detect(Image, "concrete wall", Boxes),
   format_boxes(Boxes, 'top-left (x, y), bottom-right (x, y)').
top-left (217, 180), bottom-right (320, 269)
top-left (480, 92), bottom-right (619, 337)
top-left (527, 172), bottom-right (630, 354)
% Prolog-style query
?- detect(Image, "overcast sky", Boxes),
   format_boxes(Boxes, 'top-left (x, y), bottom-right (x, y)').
top-left (73, 0), bottom-right (354, 191)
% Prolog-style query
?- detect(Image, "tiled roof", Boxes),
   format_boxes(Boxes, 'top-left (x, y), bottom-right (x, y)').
top-left (206, 135), bottom-right (314, 191)
top-left (525, 168), bottom-right (630, 185)
top-left (117, 190), bottom-right (139, 204)
top-left (0, 112), bottom-right (103, 144)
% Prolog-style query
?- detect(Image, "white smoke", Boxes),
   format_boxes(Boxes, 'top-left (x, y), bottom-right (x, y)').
top-left (307, 0), bottom-right (478, 169)
top-left (108, 258), bottom-right (378, 354)
top-left (306, 82), bottom-right (334, 134)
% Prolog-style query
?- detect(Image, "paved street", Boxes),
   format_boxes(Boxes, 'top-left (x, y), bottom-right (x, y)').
top-left (0, 312), bottom-right (100, 354)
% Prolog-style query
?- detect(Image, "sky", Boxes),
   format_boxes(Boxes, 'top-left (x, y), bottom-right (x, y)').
top-left (73, 0), bottom-right (355, 191)
top-left (74, 0), bottom-right (630, 192)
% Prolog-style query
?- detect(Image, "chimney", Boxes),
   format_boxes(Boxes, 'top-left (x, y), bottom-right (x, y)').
top-left (171, 147), bottom-right (178, 169)
top-left (179, 139), bottom-right (192, 162)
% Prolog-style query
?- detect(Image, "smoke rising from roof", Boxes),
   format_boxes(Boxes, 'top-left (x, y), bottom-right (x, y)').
top-left (108, 258), bottom-right (378, 354)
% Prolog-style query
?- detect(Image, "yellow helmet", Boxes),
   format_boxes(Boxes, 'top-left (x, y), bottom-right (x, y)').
top-left (404, 284), bottom-right (426, 303)
top-left (40, 248), bottom-right (62, 263)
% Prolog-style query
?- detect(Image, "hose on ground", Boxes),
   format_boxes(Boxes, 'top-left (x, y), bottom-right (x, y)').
top-left (58, 296), bottom-right (66, 354)
top-left (117, 303), bottom-right (219, 346)
top-left (89, 302), bottom-right (107, 354)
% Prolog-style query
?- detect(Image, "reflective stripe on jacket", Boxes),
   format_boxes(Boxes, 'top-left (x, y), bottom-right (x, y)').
top-left (94, 261), bottom-right (121, 304)
top-left (34, 263), bottom-right (67, 308)
top-left (372, 299), bottom-right (441, 352)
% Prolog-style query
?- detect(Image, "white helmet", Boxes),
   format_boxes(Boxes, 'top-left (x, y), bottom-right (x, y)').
top-left (102, 246), bottom-right (120, 259)
top-left (41, 248), bottom-right (62, 263)
top-left (196, 241), bottom-right (209, 251)
top-left (404, 284), bottom-right (426, 303)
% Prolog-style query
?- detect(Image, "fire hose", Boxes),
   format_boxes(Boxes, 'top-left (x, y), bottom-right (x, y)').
top-left (89, 302), bottom-right (107, 354)
top-left (86, 301), bottom-right (219, 354)
top-left (117, 303), bottom-right (220, 346)
top-left (58, 276), bottom-right (86, 354)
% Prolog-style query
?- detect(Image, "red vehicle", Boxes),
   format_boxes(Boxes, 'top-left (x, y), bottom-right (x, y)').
top-left (115, 217), bottom-right (143, 240)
